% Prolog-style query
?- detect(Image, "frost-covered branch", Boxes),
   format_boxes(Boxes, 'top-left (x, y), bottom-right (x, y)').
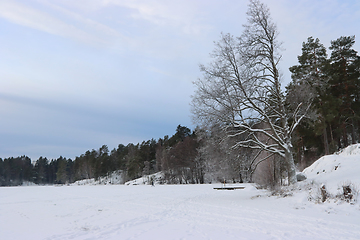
top-left (192, 0), bottom-right (306, 185)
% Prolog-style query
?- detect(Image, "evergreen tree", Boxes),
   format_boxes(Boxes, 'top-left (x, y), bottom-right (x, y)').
top-left (33, 157), bottom-right (49, 184)
top-left (328, 36), bottom-right (360, 146)
top-left (56, 157), bottom-right (68, 184)
top-left (167, 125), bottom-right (192, 146)
top-left (125, 143), bottom-right (141, 180)
top-left (288, 37), bottom-right (333, 156)
top-left (288, 35), bottom-right (360, 161)
top-left (0, 158), bottom-right (4, 186)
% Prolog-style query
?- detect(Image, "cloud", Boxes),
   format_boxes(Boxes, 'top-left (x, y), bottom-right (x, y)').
top-left (40, 0), bottom-right (129, 45)
top-left (0, 91), bottom-right (185, 159)
top-left (54, 0), bottom-right (214, 35)
top-left (102, 0), bottom-right (210, 36)
top-left (0, 1), bottom-right (87, 41)
top-left (0, 0), bottom-right (126, 46)
top-left (0, 0), bottom-right (216, 63)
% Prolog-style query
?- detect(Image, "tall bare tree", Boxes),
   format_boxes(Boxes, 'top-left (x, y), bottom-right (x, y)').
top-left (192, 0), bottom-right (309, 185)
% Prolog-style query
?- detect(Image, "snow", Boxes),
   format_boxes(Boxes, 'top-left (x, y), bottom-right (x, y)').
top-left (124, 172), bottom-right (163, 186)
top-left (1, 144), bottom-right (360, 240)
top-left (303, 144), bottom-right (360, 194)
top-left (73, 171), bottom-right (125, 185)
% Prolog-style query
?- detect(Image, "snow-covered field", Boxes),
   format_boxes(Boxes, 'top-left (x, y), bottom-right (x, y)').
top-left (1, 145), bottom-right (360, 240)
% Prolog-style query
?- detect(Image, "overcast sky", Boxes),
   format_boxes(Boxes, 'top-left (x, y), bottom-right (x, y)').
top-left (0, 0), bottom-right (359, 160)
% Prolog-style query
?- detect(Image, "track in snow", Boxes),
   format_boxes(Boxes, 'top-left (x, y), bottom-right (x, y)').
top-left (1, 184), bottom-right (359, 240)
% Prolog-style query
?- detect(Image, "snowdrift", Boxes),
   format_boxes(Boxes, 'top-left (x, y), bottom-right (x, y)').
top-left (124, 172), bottom-right (163, 185)
top-left (72, 171), bottom-right (125, 185)
top-left (72, 171), bottom-right (164, 186)
top-left (303, 144), bottom-right (360, 195)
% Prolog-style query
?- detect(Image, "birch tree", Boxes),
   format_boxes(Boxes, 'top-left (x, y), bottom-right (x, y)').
top-left (191, 0), bottom-right (308, 185)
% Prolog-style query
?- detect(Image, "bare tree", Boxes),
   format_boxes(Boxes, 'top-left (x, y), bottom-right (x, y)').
top-left (192, 0), bottom-right (309, 185)
top-left (196, 124), bottom-right (254, 183)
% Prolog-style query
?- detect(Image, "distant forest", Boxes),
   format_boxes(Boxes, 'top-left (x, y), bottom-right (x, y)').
top-left (1, 34), bottom-right (360, 187)
top-left (0, 125), bottom-right (201, 186)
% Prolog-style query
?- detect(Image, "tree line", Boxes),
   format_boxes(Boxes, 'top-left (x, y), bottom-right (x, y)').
top-left (0, 125), bottom-right (201, 186)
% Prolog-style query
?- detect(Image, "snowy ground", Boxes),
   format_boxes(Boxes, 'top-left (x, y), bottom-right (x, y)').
top-left (1, 184), bottom-right (360, 240)
top-left (1, 145), bottom-right (360, 240)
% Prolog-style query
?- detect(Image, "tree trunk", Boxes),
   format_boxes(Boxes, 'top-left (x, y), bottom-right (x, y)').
top-left (285, 148), bottom-right (297, 185)
top-left (273, 156), bottom-right (280, 186)
top-left (342, 123), bottom-right (349, 147)
top-left (351, 118), bottom-right (357, 144)
top-left (323, 125), bottom-right (329, 155)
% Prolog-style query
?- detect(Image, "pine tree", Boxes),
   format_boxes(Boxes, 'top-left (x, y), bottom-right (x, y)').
top-left (288, 37), bottom-right (333, 155)
top-left (328, 36), bottom-right (360, 146)
top-left (288, 35), bottom-right (360, 158)
top-left (56, 157), bottom-right (68, 184)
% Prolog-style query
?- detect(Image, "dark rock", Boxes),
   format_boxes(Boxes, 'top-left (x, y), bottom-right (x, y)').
top-left (296, 172), bottom-right (307, 182)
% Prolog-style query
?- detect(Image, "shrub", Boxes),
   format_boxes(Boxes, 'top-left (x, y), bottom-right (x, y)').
top-left (307, 182), bottom-right (332, 203)
top-left (336, 182), bottom-right (359, 204)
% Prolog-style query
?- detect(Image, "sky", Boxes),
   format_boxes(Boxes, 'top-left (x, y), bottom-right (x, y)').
top-left (0, 0), bottom-right (359, 160)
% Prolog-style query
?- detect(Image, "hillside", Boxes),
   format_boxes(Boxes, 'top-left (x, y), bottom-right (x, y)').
top-left (302, 144), bottom-right (360, 198)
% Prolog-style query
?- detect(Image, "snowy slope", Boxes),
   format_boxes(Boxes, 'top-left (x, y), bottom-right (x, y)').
top-left (72, 171), bottom-right (163, 186)
top-left (303, 144), bottom-right (360, 194)
top-left (124, 172), bottom-right (164, 185)
top-left (73, 171), bottom-right (125, 185)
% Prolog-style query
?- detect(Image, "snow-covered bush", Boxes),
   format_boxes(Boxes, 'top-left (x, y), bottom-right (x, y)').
top-left (307, 182), bottom-right (331, 203)
top-left (336, 182), bottom-right (359, 204)
top-left (306, 180), bottom-right (359, 204)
